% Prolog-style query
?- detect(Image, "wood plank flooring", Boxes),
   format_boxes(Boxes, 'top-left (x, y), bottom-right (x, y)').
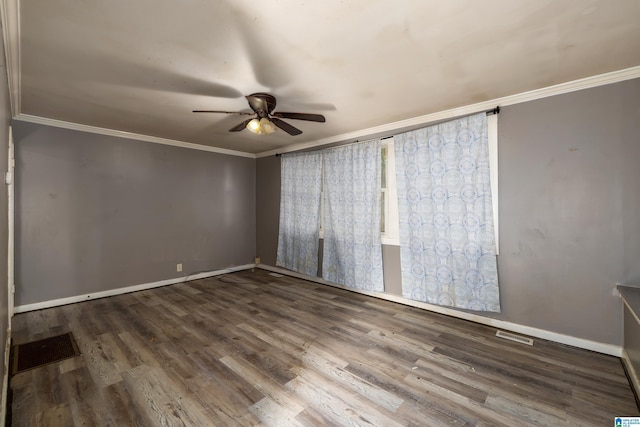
top-left (10, 269), bottom-right (639, 426)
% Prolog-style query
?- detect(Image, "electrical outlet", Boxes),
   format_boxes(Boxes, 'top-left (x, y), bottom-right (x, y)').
top-left (177, 263), bottom-right (183, 272)
top-left (254, 257), bottom-right (261, 265)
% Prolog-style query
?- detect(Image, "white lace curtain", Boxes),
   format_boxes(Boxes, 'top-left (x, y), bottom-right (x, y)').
top-left (322, 140), bottom-right (384, 292)
top-left (394, 113), bottom-right (500, 312)
top-left (276, 151), bottom-right (323, 277)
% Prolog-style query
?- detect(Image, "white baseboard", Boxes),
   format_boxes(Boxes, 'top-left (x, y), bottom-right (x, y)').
top-left (13, 264), bottom-right (256, 313)
top-left (12, 263), bottom-right (623, 357)
top-left (257, 264), bottom-right (622, 357)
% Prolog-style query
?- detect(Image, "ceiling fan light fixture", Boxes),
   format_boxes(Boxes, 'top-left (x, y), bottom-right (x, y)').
top-left (246, 117), bottom-right (277, 135)
top-left (259, 117), bottom-right (277, 135)
top-left (246, 118), bottom-right (261, 134)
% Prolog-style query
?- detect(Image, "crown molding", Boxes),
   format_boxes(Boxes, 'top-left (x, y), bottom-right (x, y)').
top-left (3, 6), bottom-right (638, 163)
top-left (256, 66), bottom-right (640, 158)
top-left (497, 65), bottom-right (640, 106)
top-left (0, 0), bottom-right (21, 115)
top-left (14, 114), bottom-right (257, 158)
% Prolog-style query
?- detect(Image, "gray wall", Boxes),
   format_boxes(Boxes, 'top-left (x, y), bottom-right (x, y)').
top-left (622, 87), bottom-right (640, 286)
top-left (0, 17), bottom-right (11, 404)
top-left (495, 78), bottom-right (638, 346)
top-left (14, 122), bottom-right (256, 306)
top-left (256, 155), bottom-right (280, 266)
top-left (255, 78), bottom-right (640, 347)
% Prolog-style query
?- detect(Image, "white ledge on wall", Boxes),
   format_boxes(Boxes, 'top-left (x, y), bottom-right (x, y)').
top-left (256, 65), bottom-right (640, 159)
top-left (13, 264), bottom-right (256, 313)
top-left (13, 114), bottom-right (257, 159)
top-left (257, 264), bottom-right (622, 357)
top-left (2, 66), bottom-right (638, 161)
top-left (381, 236), bottom-right (400, 246)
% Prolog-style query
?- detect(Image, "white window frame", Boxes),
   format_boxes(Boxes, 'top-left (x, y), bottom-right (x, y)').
top-left (488, 113), bottom-right (499, 255)
top-left (381, 139), bottom-right (400, 245)
top-left (319, 189), bottom-right (325, 239)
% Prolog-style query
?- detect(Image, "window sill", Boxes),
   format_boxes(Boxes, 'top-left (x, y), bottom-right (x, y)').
top-left (319, 234), bottom-right (399, 246)
top-left (381, 236), bottom-right (400, 246)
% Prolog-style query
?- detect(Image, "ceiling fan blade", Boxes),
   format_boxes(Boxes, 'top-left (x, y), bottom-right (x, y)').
top-left (271, 117), bottom-right (302, 136)
top-left (235, 18), bottom-right (290, 91)
top-left (65, 46), bottom-right (245, 99)
top-left (229, 119), bottom-right (253, 132)
top-left (193, 110), bottom-right (253, 115)
top-left (272, 112), bottom-right (326, 122)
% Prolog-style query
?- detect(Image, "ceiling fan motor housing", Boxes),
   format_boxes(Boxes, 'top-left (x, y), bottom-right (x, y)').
top-left (247, 93), bottom-right (277, 118)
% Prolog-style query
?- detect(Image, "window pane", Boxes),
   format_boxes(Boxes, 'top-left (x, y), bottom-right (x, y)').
top-left (380, 190), bottom-right (386, 233)
top-left (381, 145), bottom-right (387, 188)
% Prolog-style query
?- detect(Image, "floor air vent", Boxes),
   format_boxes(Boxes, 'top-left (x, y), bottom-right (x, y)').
top-left (12, 332), bottom-right (81, 374)
top-left (495, 330), bottom-right (534, 346)
top-left (269, 272), bottom-right (284, 278)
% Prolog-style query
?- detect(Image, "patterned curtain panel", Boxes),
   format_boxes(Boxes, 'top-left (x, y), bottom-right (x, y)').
top-left (322, 140), bottom-right (384, 292)
top-left (276, 151), bottom-right (323, 277)
top-left (394, 113), bottom-right (500, 312)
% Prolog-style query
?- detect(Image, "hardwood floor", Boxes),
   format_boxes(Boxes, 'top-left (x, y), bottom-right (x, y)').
top-left (9, 269), bottom-right (639, 426)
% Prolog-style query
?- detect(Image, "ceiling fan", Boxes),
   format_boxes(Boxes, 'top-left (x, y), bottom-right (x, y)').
top-left (193, 93), bottom-right (326, 136)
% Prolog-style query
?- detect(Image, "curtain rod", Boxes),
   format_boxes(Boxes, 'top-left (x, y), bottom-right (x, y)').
top-left (276, 106), bottom-right (500, 157)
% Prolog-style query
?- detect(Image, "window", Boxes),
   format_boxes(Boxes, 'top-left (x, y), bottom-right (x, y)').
top-left (317, 112), bottom-right (498, 251)
top-left (381, 144), bottom-right (386, 233)
top-left (392, 111), bottom-right (500, 310)
top-left (319, 141), bottom-right (400, 244)
top-left (381, 139), bottom-right (399, 245)
top-left (487, 113), bottom-right (499, 254)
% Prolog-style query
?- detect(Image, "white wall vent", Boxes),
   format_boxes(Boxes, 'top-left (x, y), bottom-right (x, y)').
top-left (496, 330), bottom-right (534, 346)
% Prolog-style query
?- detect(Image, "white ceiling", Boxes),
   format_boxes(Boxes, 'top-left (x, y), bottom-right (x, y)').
top-left (7, 0), bottom-right (640, 155)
